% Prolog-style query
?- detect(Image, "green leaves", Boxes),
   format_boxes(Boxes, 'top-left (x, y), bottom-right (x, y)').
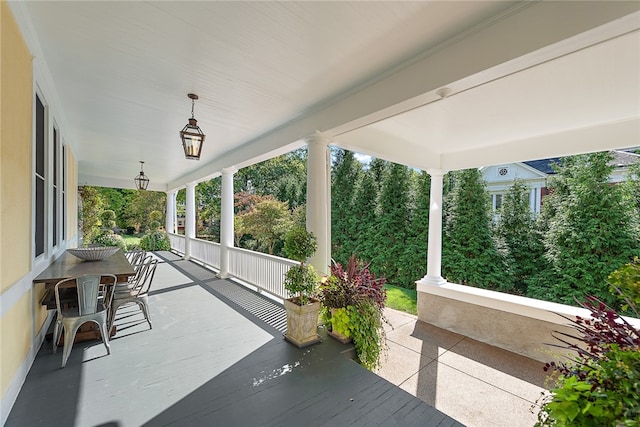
top-left (532, 152), bottom-right (640, 307)
top-left (283, 263), bottom-right (318, 305)
top-left (442, 169), bottom-right (512, 290)
top-left (537, 346), bottom-right (640, 426)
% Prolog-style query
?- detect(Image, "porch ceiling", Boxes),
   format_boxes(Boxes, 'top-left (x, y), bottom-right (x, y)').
top-left (11, 1), bottom-right (640, 191)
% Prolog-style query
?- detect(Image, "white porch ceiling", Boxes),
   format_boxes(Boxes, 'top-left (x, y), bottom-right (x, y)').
top-left (10, 1), bottom-right (640, 191)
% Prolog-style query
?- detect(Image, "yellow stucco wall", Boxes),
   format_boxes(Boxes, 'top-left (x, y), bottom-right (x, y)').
top-left (0, 292), bottom-right (32, 397)
top-left (1, 0), bottom-right (32, 292)
top-left (0, 0), bottom-right (34, 400)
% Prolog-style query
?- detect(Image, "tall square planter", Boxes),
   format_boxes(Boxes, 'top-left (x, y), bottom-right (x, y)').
top-left (284, 298), bottom-right (321, 348)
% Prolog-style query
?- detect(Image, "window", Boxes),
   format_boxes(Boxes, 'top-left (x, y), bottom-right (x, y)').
top-left (35, 95), bottom-right (46, 257)
top-left (62, 144), bottom-right (67, 241)
top-left (492, 194), bottom-right (503, 210)
top-left (53, 127), bottom-right (58, 247)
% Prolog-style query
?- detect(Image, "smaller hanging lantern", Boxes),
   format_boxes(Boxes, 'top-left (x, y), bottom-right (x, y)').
top-left (180, 93), bottom-right (205, 160)
top-left (134, 161), bottom-right (149, 190)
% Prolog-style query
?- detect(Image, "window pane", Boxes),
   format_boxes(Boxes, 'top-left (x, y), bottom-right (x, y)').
top-left (495, 194), bottom-right (503, 210)
top-left (53, 128), bottom-right (58, 246)
top-left (36, 96), bottom-right (45, 177)
top-left (35, 177), bottom-right (45, 257)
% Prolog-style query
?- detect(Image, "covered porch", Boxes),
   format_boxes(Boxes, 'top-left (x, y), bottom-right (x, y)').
top-left (1, 1), bottom-right (639, 425)
top-left (7, 252), bottom-right (545, 426)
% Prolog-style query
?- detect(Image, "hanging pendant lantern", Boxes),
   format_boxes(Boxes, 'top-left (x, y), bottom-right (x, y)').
top-left (180, 93), bottom-right (205, 160)
top-left (134, 161), bottom-right (149, 190)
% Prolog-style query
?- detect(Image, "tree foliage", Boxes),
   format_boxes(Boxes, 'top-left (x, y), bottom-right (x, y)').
top-left (239, 197), bottom-right (291, 255)
top-left (237, 148), bottom-right (307, 209)
top-left (331, 148), bottom-right (363, 264)
top-left (349, 164), bottom-right (381, 266)
top-left (528, 152), bottom-right (640, 306)
top-left (496, 179), bottom-right (546, 294)
top-left (397, 171), bottom-right (430, 288)
top-left (372, 162), bottom-right (412, 283)
top-left (442, 169), bottom-right (512, 290)
top-left (120, 190), bottom-right (166, 233)
top-left (79, 186), bottom-right (106, 242)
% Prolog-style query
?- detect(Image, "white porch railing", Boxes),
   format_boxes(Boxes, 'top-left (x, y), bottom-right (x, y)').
top-left (191, 238), bottom-right (221, 269)
top-left (168, 235), bottom-right (295, 300)
top-left (168, 233), bottom-right (185, 253)
top-left (229, 247), bottom-right (297, 299)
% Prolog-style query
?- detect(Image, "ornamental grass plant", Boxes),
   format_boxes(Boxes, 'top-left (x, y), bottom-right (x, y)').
top-left (319, 254), bottom-right (388, 370)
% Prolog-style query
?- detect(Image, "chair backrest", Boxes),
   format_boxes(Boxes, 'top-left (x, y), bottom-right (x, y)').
top-left (125, 250), bottom-right (146, 268)
top-left (55, 274), bottom-right (117, 316)
top-left (131, 256), bottom-right (158, 296)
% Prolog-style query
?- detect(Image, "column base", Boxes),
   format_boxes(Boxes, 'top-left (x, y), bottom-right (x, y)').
top-left (416, 275), bottom-right (447, 286)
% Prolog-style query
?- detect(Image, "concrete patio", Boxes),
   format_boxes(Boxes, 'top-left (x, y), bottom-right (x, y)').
top-left (377, 309), bottom-right (548, 427)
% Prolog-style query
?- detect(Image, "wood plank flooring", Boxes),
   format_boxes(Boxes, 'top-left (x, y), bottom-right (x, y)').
top-left (6, 252), bottom-right (463, 427)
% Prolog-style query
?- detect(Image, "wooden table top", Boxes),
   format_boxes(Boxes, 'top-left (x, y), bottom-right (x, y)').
top-left (33, 249), bottom-right (135, 288)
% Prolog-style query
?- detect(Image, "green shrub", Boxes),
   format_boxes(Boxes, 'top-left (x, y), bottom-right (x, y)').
top-left (283, 227), bottom-right (317, 262)
top-left (536, 346), bottom-right (640, 426)
top-left (283, 264), bottom-right (318, 305)
top-left (91, 231), bottom-right (126, 251)
top-left (140, 230), bottom-right (171, 251)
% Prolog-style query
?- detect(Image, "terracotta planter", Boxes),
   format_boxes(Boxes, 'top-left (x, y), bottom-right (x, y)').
top-left (284, 298), bottom-right (321, 348)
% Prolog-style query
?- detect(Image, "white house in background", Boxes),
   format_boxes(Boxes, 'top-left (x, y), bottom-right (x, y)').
top-left (482, 150), bottom-right (640, 214)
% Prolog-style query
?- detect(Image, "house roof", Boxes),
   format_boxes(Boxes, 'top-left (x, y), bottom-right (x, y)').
top-left (523, 150), bottom-right (639, 175)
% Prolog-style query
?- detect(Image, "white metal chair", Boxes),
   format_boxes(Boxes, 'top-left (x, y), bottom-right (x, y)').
top-left (110, 255), bottom-right (157, 330)
top-left (125, 249), bottom-right (146, 268)
top-left (53, 274), bottom-right (116, 368)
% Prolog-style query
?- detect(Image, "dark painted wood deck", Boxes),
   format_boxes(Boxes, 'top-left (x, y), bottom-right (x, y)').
top-left (7, 252), bottom-right (463, 427)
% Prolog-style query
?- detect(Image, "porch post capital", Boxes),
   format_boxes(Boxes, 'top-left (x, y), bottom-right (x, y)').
top-left (304, 130), bottom-right (332, 147)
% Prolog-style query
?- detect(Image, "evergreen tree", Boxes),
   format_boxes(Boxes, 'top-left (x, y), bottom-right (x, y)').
top-left (350, 167), bottom-right (380, 265)
top-left (528, 152), bottom-right (640, 306)
top-left (368, 158), bottom-right (388, 193)
top-left (442, 168), bottom-right (512, 290)
top-left (372, 162), bottom-right (412, 283)
top-left (331, 149), bottom-right (363, 264)
top-left (495, 179), bottom-right (545, 294)
top-left (397, 171), bottom-right (430, 289)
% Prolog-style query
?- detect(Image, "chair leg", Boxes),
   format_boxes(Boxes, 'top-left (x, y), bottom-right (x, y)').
top-left (139, 299), bottom-right (152, 329)
top-left (109, 300), bottom-right (123, 331)
top-left (52, 320), bottom-right (62, 354)
top-left (98, 320), bottom-right (111, 356)
top-left (61, 323), bottom-right (81, 368)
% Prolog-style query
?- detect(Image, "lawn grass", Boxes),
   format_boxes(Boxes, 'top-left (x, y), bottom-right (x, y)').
top-left (121, 235), bottom-right (141, 249)
top-left (384, 284), bottom-right (417, 315)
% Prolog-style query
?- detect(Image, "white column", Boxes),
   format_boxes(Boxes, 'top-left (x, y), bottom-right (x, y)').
top-left (418, 169), bottom-right (447, 286)
top-left (529, 188), bottom-right (536, 214)
top-left (166, 191), bottom-right (176, 234)
top-left (306, 132), bottom-right (331, 276)
top-left (219, 167), bottom-right (235, 278)
top-left (184, 182), bottom-right (196, 260)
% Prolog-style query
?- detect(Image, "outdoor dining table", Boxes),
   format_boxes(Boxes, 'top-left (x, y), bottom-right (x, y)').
top-left (33, 249), bottom-right (135, 342)
top-left (33, 249), bottom-right (135, 291)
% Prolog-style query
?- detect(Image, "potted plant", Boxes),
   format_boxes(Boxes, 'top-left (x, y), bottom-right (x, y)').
top-left (535, 259), bottom-right (640, 426)
top-left (282, 227), bottom-right (321, 348)
top-left (319, 254), bottom-right (388, 370)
